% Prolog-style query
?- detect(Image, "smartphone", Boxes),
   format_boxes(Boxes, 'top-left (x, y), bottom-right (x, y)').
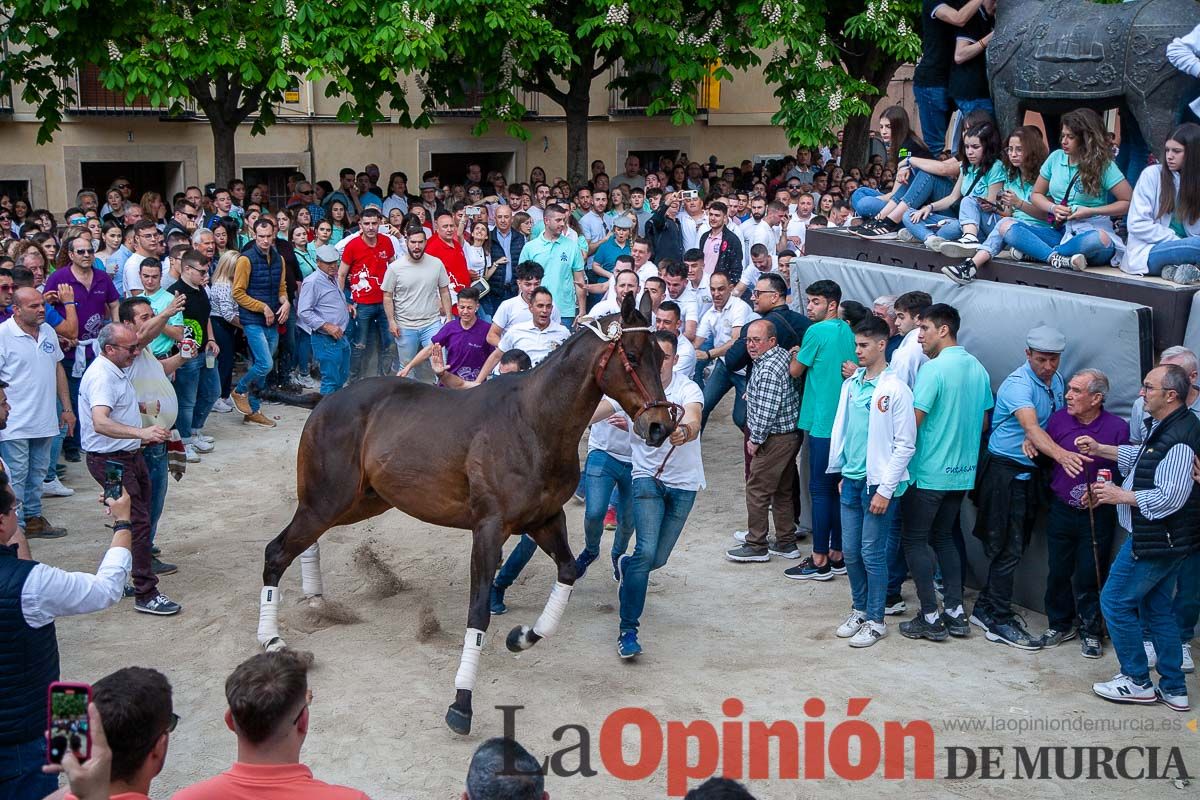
top-left (465, 206), bottom-right (482, 217)
top-left (47, 682), bottom-right (92, 764)
top-left (103, 459), bottom-right (124, 501)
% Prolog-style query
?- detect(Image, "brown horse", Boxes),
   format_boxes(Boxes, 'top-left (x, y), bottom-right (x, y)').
top-left (255, 292), bottom-right (676, 734)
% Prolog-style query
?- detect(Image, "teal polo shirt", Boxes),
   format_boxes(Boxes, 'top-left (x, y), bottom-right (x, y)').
top-left (911, 345), bottom-right (994, 491)
top-left (521, 233), bottom-right (585, 317)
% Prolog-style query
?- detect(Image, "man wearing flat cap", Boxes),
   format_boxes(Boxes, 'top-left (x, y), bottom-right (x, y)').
top-left (591, 215), bottom-right (634, 304)
top-left (297, 244), bottom-right (352, 395)
top-left (970, 325), bottom-right (1069, 652)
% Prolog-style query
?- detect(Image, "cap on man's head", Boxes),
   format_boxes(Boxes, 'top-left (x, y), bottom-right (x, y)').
top-left (613, 216), bottom-right (634, 231)
top-left (203, 182), bottom-right (218, 199)
top-left (315, 244), bottom-right (341, 263)
top-left (419, 181), bottom-right (437, 191)
top-left (1026, 325), bottom-right (1066, 354)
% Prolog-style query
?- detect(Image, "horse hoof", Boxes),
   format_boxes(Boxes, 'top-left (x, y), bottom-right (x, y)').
top-left (263, 636), bottom-right (287, 653)
top-left (506, 626), bottom-right (527, 652)
top-left (303, 594), bottom-right (325, 609)
top-left (445, 704), bottom-right (472, 735)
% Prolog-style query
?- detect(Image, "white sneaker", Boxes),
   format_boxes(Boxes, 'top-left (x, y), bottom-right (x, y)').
top-left (733, 530), bottom-right (749, 543)
top-left (188, 436), bottom-right (214, 454)
top-left (299, 374), bottom-right (321, 390)
top-left (849, 621), bottom-right (887, 648)
top-left (836, 610), bottom-right (867, 638)
top-left (1157, 686), bottom-right (1191, 712)
top-left (40, 477), bottom-right (75, 498)
top-left (1144, 640), bottom-right (1157, 668)
top-left (1092, 673), bottom-right (1156, 705)
top-left (212, 397), bottom-right (234, 413)
top-left (193, 431), bottom-right (215, 445)
top-left (1183, 642), bottom-right (1194, 674)
top-left (924, 235), bottom-right (948, 253)
top-left (184, 443), bottom-right (201, 463)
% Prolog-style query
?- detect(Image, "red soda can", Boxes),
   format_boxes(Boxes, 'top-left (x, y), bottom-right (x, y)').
top-left (1096, 469), bottom-right (1112, 484)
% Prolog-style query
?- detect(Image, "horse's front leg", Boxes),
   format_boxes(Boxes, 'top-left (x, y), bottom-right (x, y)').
top-left (507, 509), bottom-right (576, 652)
top-left (445, 517), bottom-right (505, 736)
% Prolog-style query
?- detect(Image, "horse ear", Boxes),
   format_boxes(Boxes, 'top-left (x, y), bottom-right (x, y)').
top-left (635, 289), bottom-right (653, 323)
top-left (620, 289), bottom-right (637, 321)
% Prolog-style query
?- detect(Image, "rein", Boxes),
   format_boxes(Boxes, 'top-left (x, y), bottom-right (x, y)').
top-left (580, 318), bottom-right (685, 479)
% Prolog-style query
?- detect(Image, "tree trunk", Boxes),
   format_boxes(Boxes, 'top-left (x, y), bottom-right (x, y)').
top-left (209, 118), bottom-right (238, 188)
top-left (564, 66), bottom-right (593, 187)
top-left (841, 113), bottom-right (874, 170)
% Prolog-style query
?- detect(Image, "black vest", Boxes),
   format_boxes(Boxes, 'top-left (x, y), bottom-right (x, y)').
top-left (1130, 404), bottom-right (1200, 558)
top-left (0, 547), bottom-right (60, 745)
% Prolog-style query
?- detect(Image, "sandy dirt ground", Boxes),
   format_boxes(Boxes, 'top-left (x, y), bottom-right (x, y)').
top-left (39, 394), bottom-right (1198, 799)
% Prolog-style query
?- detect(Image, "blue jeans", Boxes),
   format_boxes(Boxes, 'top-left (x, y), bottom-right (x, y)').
top-left (948, 97), bottom-right (996, 155)
top-left (896, 168), bottom-right (955, 212)
top-left (235, 323), bottom-right (279, 413)
top-left (352, 302), bottom-right (391, 378)
top-left (581, 450), bottom-right (635, 561)
top-left (807, 436), bottom-right (841, 555)
top-left (840, 478), bottom-right (897, 623)
top-left (1116, 106), bottom-right (1151, 189)
top-left (902, 210), bottom-right (961, 243)
top-left (1004, 222), bottom-right (1116, 266)
top-left (173, 355), bottom-right (221, 438)
top-left (395, 320), bottom-right (442, 372)
top-left (143, 442), bottom-right (168, 543)
top-left (851, 187), bottom-right (889, 219)
top-left (0, 437), bottom-right (53, 524)
top-left (912, 83), bottom-right (952, 154)
top-left (619, 477), bottom-right (696, 634)
top-left (957, 196), bottom-right (999, 236)
top-left (0, 736), bottom-right (58, 800)
top-left (310, 332), bottom-right (351, 394)
top-left (1146, 237), bottom-right (1200, 276)
top-left (494, 534), bottom-right (539, 589)
top-left (1140, 550), bottom-right (1200, 644)
top-left (44, 397), bottom-right (65, 482)
top-left (700, 359), bottom-right (747, 431)
top-left (62, 371), bottom-right (81, 457)
top-left (886, 509), bottom-right (907, 597)
top-left (296, 328), bottom-right (312, 374)
top-left (1101, 538), bottom-right (1187, 696)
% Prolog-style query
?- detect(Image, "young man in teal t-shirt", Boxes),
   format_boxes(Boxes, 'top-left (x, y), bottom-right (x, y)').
top-left (786, 279), bottom-right (858, 582)
top-left (900, 303), bottom-right (993, 643)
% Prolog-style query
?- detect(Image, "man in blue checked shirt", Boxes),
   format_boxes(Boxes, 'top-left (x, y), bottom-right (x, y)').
top-left (726, 319), bottom-right (803, 564)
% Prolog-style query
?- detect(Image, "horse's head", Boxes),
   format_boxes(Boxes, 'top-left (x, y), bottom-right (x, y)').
top-left (590, 291), bottom-right (679, 448)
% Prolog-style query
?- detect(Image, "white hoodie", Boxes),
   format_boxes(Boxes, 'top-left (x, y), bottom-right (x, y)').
top-left (827, 367), bottom-right (917, 499)
top-left (1123, 166), bottom-right (1200, 276)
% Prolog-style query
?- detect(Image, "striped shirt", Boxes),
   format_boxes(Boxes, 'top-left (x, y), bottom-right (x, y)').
top-left (1115, 417), bottom-right (1195, 531)
top-left (745, 346), bottom-right (800, 444)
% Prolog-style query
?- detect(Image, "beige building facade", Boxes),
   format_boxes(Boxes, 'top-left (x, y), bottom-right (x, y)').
top-left (0, 65), bottom-right (915, 212)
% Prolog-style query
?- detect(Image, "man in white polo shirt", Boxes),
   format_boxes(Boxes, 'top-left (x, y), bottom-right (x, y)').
top-left (486, 262), bottom-right (561, 346)
top-left (0, 288), bottom-right (75, 539)
top-left (472, 287), bottom-right (569, 380)
top-left (694, 271), bottom-right (756, 430)
top-left (79, 322), bottom-right (180, 617)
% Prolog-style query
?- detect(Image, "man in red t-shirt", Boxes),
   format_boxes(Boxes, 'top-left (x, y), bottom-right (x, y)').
top-left (337, 207), bottom-right (395, 378)
top-left (173, 652), bottom-right (370, 800)
top-left (424, 210), bottom-right (471, 301)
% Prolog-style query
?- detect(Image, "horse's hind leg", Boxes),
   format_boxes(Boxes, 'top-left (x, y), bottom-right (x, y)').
top-left (258, 494), bottom-right (391, 651)
top-left (446, 516), bottom-right (506, 736)
top-left (506, 509), bottom-right (576, 653)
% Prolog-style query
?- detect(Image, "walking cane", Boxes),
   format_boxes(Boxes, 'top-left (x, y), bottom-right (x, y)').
top-left (1084, 480), bottom-right (1108, 641)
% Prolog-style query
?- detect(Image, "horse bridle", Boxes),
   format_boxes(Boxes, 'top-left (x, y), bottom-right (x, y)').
top-left (580, 318), bottom-right (683, 427)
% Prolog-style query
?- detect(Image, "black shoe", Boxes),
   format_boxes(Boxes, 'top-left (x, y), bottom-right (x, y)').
top-left (899, 614), bottom-right (949, 642)
top-left (123, 584), bottom-right (135, 598)
top-left (151, 557), bottom-right (177, 576)
top-left (885, 595), bottom-right (907, 616)
top-left (1080, 635), bottom-right (1103, 659)
top-left (942, 612), bottom-right (970, 638)
top-left (983, 618), bottom-right (1043, 651)
top-left (783, 556), bottom-right (833, 581)
top-left (63, 450), bottom-right (81, 463)
top-left (1039, 626), bottom-right (1078, 648)
top-left (856, 218), bottom-right (900, 240)
top-left (968, 605), bottom-right (995, 633)
top-left (942, 259), bottom-right (978, 286)
top-left (828, 557), bottom-right (847, 575)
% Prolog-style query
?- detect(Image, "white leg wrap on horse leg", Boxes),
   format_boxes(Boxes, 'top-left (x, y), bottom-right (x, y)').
top-left (257, 586), bottom-right (284, 649)
top-left (300, 543), bottom-right (324, 597)
top-left (532, 581), bottom-right (573, 639)
top-left (454, 628), bottom-right (486, 691)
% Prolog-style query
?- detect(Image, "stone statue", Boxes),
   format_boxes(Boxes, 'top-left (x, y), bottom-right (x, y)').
top-left (988, 0), bottom-right (1200, 155)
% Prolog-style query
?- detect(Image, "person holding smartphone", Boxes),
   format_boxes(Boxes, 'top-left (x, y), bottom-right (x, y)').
top-left (0, 473), bottom-right (131, 800)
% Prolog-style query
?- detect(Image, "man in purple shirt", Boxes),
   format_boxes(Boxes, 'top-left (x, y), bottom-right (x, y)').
top-left (397, 286), bottom-right (494, 384)
top-left (42, 231), bottom-right (120, 460)
top-left (1032, 368), bottom-right (1129, 658)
